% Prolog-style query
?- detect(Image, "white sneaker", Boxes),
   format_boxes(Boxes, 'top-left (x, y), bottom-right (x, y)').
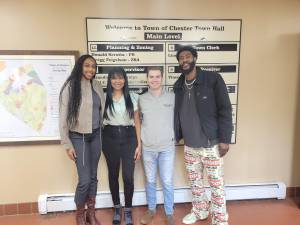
top-left (212, 223), bottom-right (228, 225)
top-left (182, 211), bottom-right (209, 224)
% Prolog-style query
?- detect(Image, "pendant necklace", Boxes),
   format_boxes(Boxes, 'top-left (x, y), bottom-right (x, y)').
top-left (185, 78), bottom-right (196, 99)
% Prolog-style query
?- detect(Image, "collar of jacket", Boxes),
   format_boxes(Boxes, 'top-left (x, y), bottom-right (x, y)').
top-left (174, 68), bottom-right (204, 91)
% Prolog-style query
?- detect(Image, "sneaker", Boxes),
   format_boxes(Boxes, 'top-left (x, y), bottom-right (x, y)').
top-left (182, 211), bottom-right (209, 224)
top-left (166, 215), bottom-right (175, 225)
top-left (140, 209), bottom-right (155, 224)
top-left (212, 223), bottom-right (229, 225)
top-left (197, 210), bottom-right (209, 220)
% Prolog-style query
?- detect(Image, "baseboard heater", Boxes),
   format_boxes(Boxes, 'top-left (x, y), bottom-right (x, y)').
top-left (38, 182), bottom-right (286, 214)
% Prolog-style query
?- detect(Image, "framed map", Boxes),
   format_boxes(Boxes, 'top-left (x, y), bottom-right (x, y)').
top-left (0, 50), bottom-right (79, 143)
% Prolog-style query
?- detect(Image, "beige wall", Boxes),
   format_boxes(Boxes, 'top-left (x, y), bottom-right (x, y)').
top-left (0, 0), bottom-right (300, 204)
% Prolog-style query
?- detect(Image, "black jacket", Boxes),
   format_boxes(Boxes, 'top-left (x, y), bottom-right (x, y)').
top-left (174, 69), bottom-right (233, 144)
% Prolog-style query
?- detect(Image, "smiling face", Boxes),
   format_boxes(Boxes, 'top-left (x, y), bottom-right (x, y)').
top-left (82, 57), bottom-right (96, 80)
top-left (147, 69), bottom-right (163, 90)
top-left (110, 73), bottom-right (125, 91)
top-left (178, 50), bottom-right (196, 74)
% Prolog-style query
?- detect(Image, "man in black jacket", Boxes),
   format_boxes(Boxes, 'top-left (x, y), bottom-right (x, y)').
top-left (174, 45), bottom-right (232, 225)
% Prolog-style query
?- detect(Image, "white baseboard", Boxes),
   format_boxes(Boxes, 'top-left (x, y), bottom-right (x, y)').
top-left (38, 182), bottom-right (286, 214)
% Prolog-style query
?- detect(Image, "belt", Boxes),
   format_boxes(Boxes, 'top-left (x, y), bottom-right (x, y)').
top-left (105, 125), bottom-right (134, 129)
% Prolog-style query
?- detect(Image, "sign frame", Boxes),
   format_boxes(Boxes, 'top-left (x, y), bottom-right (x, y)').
top-left (86, 18), bottom-right (242, 144)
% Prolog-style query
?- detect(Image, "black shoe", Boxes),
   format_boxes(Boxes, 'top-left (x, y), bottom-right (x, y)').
top-left (113, 204), bottom-right (122, 225)
top-left (124, 207), bottom-right (133, 225)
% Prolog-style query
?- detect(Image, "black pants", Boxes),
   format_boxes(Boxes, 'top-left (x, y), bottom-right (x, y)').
top-left (69, 128), bottom-right (101, 207)
top-left (102, 125), bottom-right (137, 208)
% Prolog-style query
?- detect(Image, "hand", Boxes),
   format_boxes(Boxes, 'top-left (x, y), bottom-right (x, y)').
top-left (218, 143), bottom-right (229, 157)
top-left (66, 148), bottom-right (77, 161)
top-left (134, 145), bottom-right (142, 161)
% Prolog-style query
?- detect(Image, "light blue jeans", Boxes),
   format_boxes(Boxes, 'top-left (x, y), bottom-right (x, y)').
top-left (142, 147), bottom-right (175, 215)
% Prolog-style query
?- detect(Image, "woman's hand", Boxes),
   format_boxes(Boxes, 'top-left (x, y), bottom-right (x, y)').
top-left (66, 148), bottom-right (77, 161)
top-left (134, 145), bottom-right (142, 161)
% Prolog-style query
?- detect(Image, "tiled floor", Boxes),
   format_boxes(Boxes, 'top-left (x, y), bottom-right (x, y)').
top-left (0, 198), bottom-right (300, 225)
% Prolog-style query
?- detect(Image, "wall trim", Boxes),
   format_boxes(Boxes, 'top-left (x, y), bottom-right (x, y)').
top-left (1, 185), bottom-right (299, 216)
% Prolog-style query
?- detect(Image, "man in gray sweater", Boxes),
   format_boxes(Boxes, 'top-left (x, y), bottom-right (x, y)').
top-left (139, 66), bottom-right (175, 225)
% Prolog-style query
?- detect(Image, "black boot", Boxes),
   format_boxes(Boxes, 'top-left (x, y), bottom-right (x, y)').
top-left (113, 204), bottom-right (122, 225)
top-left (124, 207), bottom-right (133, 225)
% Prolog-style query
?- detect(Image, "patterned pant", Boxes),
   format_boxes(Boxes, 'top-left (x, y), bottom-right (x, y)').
top-left (184, 145), bottom-right (228, 225)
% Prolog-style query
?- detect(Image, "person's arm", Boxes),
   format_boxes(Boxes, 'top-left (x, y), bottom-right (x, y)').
top-left (133, 109), bottom-right (142, 160)
top-left (59, 86), bottom-right (77, 161)
top-left (93, 79), bottom-right (105, 120)
top-left (131, 93), bottom-right (141, 160)
top-left (214, 73), bottom-right (233, 157)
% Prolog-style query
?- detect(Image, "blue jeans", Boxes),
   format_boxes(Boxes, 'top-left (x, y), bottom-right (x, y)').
top-left (142, 147), bottom-right (175, 215)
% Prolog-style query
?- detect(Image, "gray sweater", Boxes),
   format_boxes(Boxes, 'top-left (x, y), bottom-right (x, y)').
top-left (139, 89), bottom-right (175, 151)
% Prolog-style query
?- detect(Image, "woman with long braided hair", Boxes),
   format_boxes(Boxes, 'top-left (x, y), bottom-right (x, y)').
top-left (59, 54), bottom-right (105, 225)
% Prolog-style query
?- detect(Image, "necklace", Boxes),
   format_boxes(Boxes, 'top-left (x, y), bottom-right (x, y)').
top-left (185, 78), bottom-right (196, 99)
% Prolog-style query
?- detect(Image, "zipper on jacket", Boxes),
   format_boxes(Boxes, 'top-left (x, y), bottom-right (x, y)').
top-left (82, 134), bottom-right (85, 167)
